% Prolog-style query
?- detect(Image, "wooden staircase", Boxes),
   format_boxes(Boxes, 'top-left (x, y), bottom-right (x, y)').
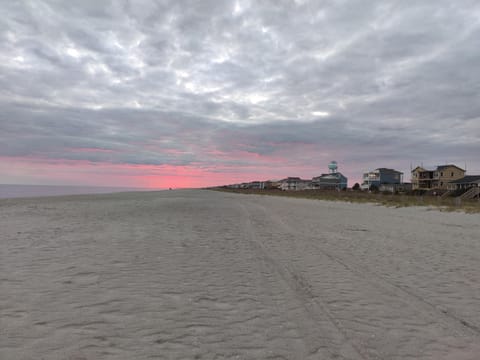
top-left (459, 187), bottom-right (480, 200)
top-left (440, 190), bottom-right (452, 198)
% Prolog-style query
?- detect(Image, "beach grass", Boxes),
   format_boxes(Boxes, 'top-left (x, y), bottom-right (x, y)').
top-left (211, 188), bottom-right (480, 213)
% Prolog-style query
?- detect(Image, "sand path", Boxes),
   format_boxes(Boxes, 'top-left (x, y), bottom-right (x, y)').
top-left (1, 190), bottom-right (480, 359)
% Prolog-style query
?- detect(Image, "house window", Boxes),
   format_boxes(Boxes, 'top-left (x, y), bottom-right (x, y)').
top-left (440, 172), bottom-right (443, 176)
top-left (451, 172), bottom-right (454, 177)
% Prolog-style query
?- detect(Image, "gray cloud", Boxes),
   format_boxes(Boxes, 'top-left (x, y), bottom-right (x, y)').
top-left (1, 0), bottom-right (480, 184)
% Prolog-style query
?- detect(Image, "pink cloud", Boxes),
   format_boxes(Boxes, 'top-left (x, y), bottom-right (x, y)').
top-left (68, 147), bottom-right (116, 153)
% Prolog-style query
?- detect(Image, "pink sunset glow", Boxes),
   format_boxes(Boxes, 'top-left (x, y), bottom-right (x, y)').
top-left (1, 143), bottom-right (374, 189)
top-left (2, 154), bottom-right (351, 189)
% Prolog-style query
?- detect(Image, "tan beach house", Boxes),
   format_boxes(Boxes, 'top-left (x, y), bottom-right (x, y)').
top-left (411, 164), bottom-right (465, 190)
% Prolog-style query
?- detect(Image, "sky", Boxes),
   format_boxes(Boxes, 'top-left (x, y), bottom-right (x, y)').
top-left (1, 0), bottom-right (480, 188)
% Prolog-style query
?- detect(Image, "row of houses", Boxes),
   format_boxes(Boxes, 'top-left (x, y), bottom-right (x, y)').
top-left (361, 164), bottom-right (480, 195)
top-left (278, 171), bottom-right (348, 191)
top-left (224, 161), bottom-right (480, 198)
top-left (226, 161), bottom-right (348, 191)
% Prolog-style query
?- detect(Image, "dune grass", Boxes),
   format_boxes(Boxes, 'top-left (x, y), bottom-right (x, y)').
top-left (211, 188), bottom-right (480, 213)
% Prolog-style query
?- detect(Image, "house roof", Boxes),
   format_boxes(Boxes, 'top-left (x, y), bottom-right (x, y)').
top-left (280, 177), bottom-right (309, 183)
top-left (376, 168), bottom-right (403, 174)
top-left (449, 175), bottom-right (480, 184)
top-left (279, 177), bottom-right (299, 181)
top-left (436, 164), bottom-right (465, 172)
top-left (312, 172), bottom-right (347, 181)
top-left (412, 164), bottom-right (465, 173)
top-left (411, 166), bottom-right (428, 172)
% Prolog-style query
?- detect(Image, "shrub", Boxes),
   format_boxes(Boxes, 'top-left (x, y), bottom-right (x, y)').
top-left (369, 184), bottom-right (379, 192)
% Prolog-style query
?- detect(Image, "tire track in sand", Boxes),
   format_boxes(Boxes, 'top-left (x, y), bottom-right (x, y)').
top-left (255, 201), bottom-right (480, 338)
top-left (244, 202), bottom-right (480, 359)
top-left (240, 203), bottom-right (369, 360)
top-left (236, 201), bottom-right (480, 359)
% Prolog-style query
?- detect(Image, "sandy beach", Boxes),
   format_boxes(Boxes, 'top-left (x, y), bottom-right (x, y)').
top-left (1, 189), bottom-right (480, 359)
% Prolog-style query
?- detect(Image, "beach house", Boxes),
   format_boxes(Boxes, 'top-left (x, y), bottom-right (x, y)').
top-left (311, 161), bottom-right (348, 190)
top-left (360, 168), bottom-right (403, 191)
top-left (447, 175), bottom-right (480, 191)
top-left (411, 164), bottom-right (466, 190)
top-left (279, 177), bottom-right (311, 191)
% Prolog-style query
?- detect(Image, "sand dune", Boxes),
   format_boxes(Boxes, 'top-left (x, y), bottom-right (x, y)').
top-left (1, 190), bottom-right (480, 359)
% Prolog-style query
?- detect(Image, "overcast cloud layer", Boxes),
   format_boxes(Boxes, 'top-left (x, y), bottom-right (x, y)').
top-left (1, 0), bottom-right (480, 187)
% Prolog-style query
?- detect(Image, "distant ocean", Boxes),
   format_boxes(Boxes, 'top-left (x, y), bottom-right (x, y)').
top-left (0, 184), bottom-right (152, 199)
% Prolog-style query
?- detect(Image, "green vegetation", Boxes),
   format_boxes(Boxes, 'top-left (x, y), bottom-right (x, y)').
top-left (211, 188), bottom-right (480, 213)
